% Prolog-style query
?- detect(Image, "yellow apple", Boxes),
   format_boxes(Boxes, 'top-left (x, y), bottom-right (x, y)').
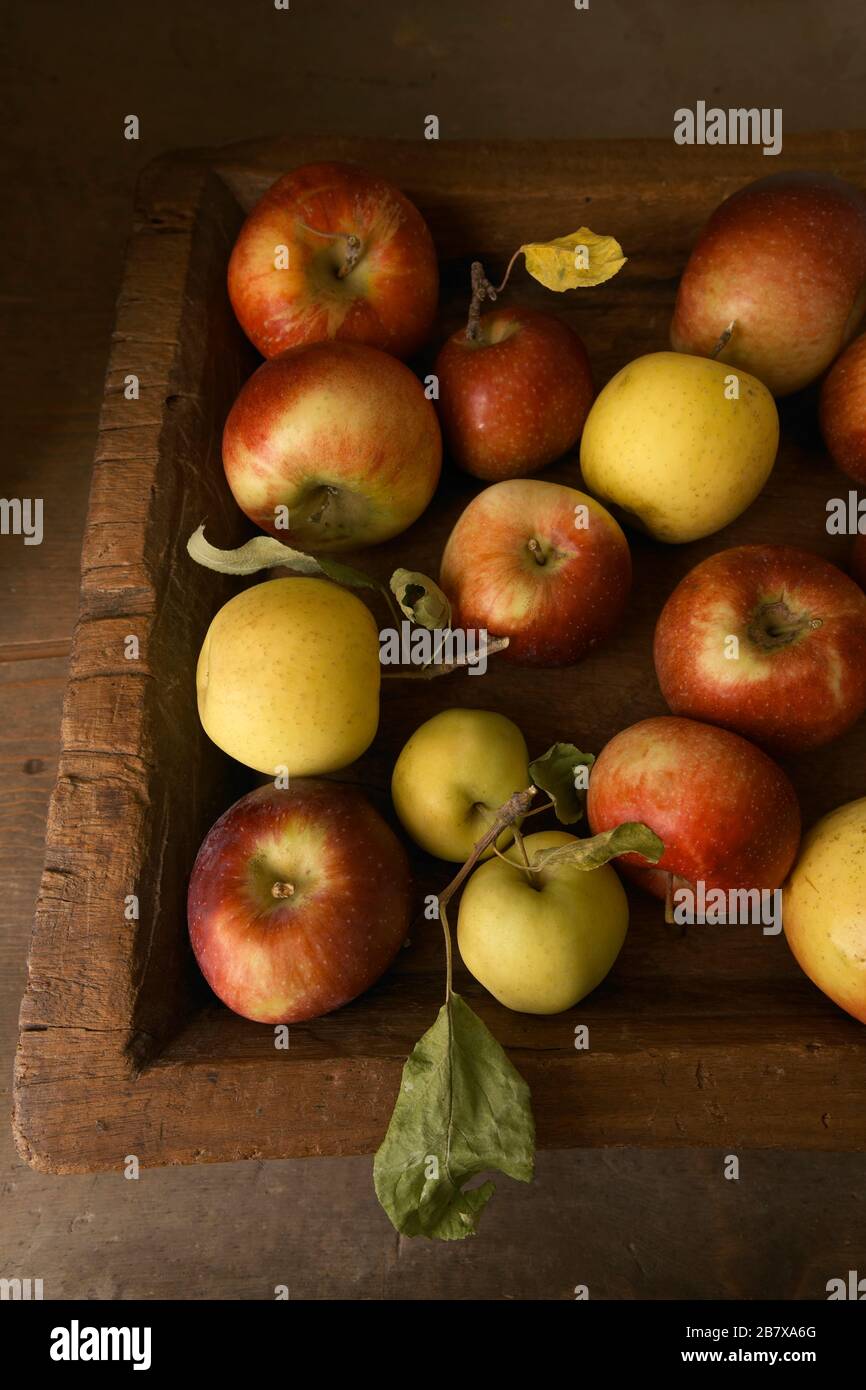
top-left (457, 829), bottom-right (629, 1014)
top-left (391, 708), bottom-right (529, 862)
top-left (197, 577), bottom-right (380, 775)
top-left (783, 797), bottom-right (866, 1025)
top-left (579, 351), bottom-right (779, 543)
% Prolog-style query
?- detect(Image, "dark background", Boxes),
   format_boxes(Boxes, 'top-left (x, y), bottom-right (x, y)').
top-left (2, 0), bottom-right (865, 1299)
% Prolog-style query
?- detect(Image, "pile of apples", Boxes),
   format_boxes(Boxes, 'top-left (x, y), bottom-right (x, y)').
top-left (188, 159), bottom-right (866, 1040)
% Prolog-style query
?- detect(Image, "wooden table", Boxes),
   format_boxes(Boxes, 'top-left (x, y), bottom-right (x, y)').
top-left (3, 0), bottom-right (866, 1300)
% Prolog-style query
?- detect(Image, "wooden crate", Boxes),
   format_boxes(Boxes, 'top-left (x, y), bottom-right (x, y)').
top-left (14, 133), bottom-right (866, 1173)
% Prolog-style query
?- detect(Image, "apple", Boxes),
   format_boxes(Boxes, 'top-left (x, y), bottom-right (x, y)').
top-left (457, 829), bottom-right (628, 1014)
top-left (579, 351), bottom-right (779, 544)
top-left (197, 577), bottom-right (380, 776)
top-left (227, 160), bottom-right (439, 360)
top-left (587, 716), bottom-right (801, 898)
top-left (654, 544), bottom-right (866, 754)
top-left (439, 478), bottom-right (631, 666)
top-left (783, 797), bottom-right (866, 1025)
top-left (391, 708), bottom-right (530, 863)
top-left (222, 340), bottom-right (441, 550)
top-left (671, 171), bottom-right (866, 396)
top-left (188, 780), bottom-right (411, 1024)
top-left (820, 331), bottom-right (866, 484)
top-left (434, 306), bottom-right (594, 480)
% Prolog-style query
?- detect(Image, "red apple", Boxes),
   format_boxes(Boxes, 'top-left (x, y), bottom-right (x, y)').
top-left (222, 340), bottom-right (441, 550)
top-left (188, 781), bottom-right (411, 1024)
top-left (434, 306), bottom-right (594, 480)
top-left (587, 716), bottom-right (801, 899)
top-left (654, 545), bottom-right (866, 754)
top-left (671, 171), bottom-right (866, 396)
top-left (820, 331), bottom-right (866, 483)
top-left (228, 161), bottom-right (438, 360)
top-left (439, 478), bottom-right (631, 666)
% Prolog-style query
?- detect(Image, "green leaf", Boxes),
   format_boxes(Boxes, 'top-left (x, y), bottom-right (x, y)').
top-left (529, 821), bottom-right (664, 874)
top-left (373, 993), bottom-right (534, 1240)
top-left (389, 568), bottom-right (452, 629)
top-left (185, 524), bottom-right (380, 591)
top-left (529, 743), bottom-right (596, 824)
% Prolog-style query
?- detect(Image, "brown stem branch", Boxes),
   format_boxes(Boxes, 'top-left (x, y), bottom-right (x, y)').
top-left (437, 786), bottom-right (537, 998)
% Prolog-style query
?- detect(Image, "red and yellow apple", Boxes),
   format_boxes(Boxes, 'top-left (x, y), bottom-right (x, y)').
top-left (654, 545), bottom-right (866, 754)
top-left (783, 796), bottom-right (866, 1025)
top-left (439, 479), bottom-right (631, 666)
top-left (222, 340), bottom-right (441, 550)
top-left (434, 306), bottom-right (594, 480)
top-left (820, 331), bottom-right (866, 483)
top-left (228, 161), bottom-right (438, 360)
top-left (671, 171), bottom-right (866, 396)
top-left (188, 781), bottom-right (411, 1024)
top-left (587, 716), bottom-right (801, 898)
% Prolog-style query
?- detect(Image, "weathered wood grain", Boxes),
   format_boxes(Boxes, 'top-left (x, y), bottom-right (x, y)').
top-left (14, 133), bottom-right (866, 1173)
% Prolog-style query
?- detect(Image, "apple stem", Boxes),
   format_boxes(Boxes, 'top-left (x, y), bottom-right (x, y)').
top-left (272, 882), bottom-right (295, 899)
top-left (297, 220), bottom-right (363, 278)
top-left (710, 320), bottom-right (736, 360)
top-left (437, 786), bottom-right (537, 998)
top-left (664, 872), bottom-right (675, 925)
top-left (512, 825), bottom-right (540, 889)
top-left (465, 249), bottom-right (523, 341)
top-left (527, 538), bottom-right (546, 566)
top-left (337, 233), bottom-right (362, 279)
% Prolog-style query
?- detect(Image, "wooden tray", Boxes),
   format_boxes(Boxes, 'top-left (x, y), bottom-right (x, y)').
top-left (14, 134), bottom-right (866, 1173)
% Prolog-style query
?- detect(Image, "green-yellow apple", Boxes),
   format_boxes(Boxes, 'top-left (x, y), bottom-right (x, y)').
top-left (391, 708), bottom-right (529, 862)
top-left (783, 797), bottom-right (866, 1025)
top-left (197, 577), bottom-right (380, 775)
top-left (439, 478), bottom-right (631, 665)
top-left (457, 829), bottom-right (629, 1014)
top-left (435, 306), bottom-right (594, 480)
top-left (227, 161), bottom-right (439, 360)
top-left (222, 340), bottom-right (442, 550)
top-left (671, 171), bottom-right (866, 397)
top-left (579, 351), bottom-right (779, 543)
top-left (188, 780), bottom-right (411, 1024)
top-left (820, 332), bottom-right (866, 484)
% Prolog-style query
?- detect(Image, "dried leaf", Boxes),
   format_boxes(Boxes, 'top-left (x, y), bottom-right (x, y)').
top-left (186, 524), bottom-right (380, 592)
top-left (529, 822), bottom-right (664, 874)
top-left (520, 227), bottom-right (627, 291)
top-left (389, 568), bottom-right (452, 629)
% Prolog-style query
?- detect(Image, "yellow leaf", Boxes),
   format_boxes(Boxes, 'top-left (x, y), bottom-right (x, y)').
top-left (519, 228), bottom-right (627, 292)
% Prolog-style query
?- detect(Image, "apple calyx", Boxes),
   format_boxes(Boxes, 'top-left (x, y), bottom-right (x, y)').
top-left (271, 881), bottom-right (295, 899)
top-left (747, 598), bottom-right (819, 651)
